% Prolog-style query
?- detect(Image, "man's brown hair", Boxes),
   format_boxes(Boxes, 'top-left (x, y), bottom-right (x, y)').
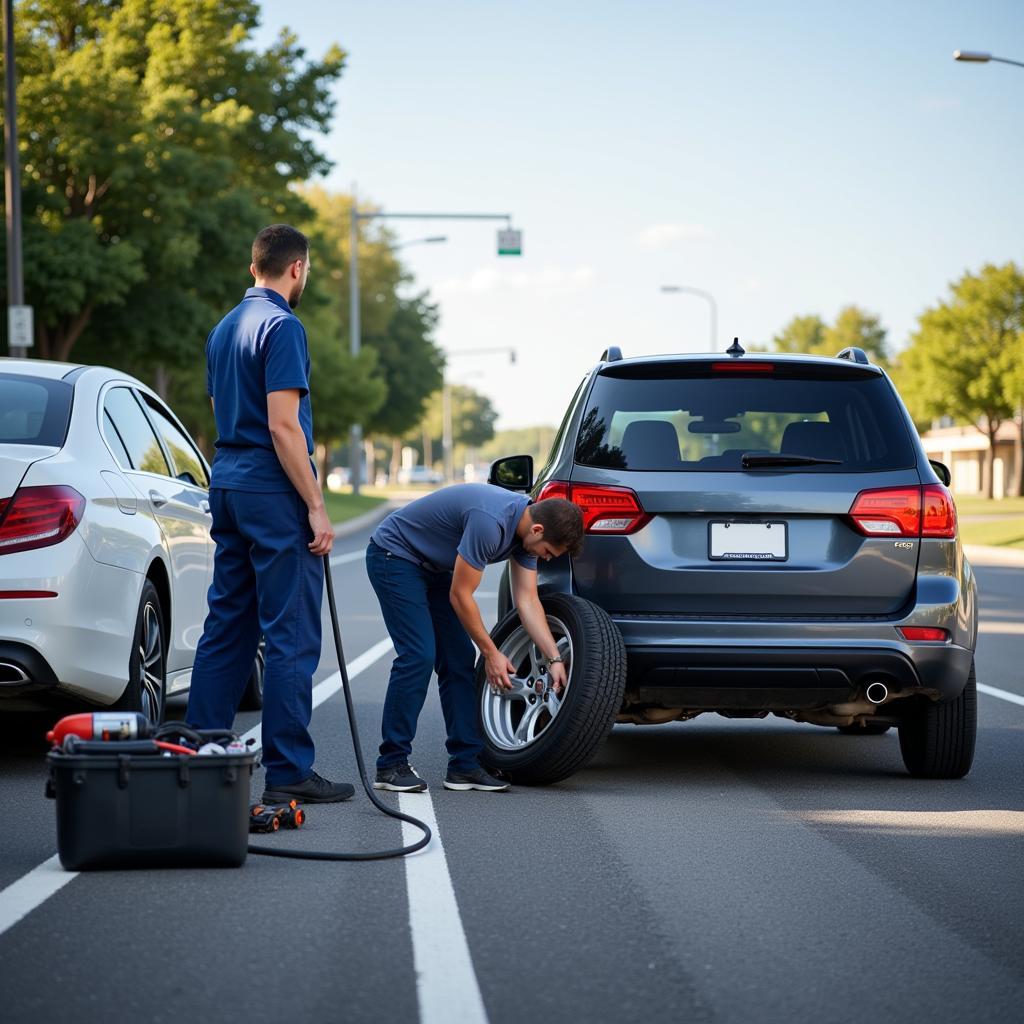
top-left (252, 224), bottom-right (309, 278)
top-left (529, 498), bottom-right (584, 556)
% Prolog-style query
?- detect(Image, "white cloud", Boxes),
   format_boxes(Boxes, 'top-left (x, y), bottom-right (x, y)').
top-left (435, 265), bottom-right (597, 294)
top-left (636, 222), bottom-right (710, 248)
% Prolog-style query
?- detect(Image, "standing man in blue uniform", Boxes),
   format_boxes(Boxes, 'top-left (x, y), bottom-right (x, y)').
top-left (367, 484), bottom-right (583, 792)
top-left (188, 224), bottom-right (353, 804)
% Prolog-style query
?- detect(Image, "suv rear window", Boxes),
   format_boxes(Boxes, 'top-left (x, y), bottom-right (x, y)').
top-left (574, 370), bottom-right (916, 472)
top-left (0, 373), bottom-right (73, 447)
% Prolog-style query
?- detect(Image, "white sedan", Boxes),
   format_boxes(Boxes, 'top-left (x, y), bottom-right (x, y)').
top-left (0, 358), bottom-right (263, 720)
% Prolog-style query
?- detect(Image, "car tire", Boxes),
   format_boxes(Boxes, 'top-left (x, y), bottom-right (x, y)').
top-left (477, 593), bottom-right (626, 786)
top-left (897, 660), bottom-right (977, 779)
top-left (836, 722), bottom-right (891, 735)
top-left (238, 636), bottom-right (266, 711)
top-left (116, 580), bottom-right (167, 725)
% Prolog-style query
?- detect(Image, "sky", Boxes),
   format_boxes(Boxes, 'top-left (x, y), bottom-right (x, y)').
top-left (255, 0), bottom-right (1024, 431)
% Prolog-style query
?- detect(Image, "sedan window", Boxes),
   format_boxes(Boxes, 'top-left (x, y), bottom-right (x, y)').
top-left (103, 387), bottom-right (171, 477)
top-left (140, 395), bottom-right (209, 488)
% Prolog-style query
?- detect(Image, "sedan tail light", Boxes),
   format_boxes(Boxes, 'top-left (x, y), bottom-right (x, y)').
top-left (537, 481), bottom-right (651, 534)
top-left (0, 486), bottom-right (86, 555)
top-left (849, 484), bottom-right (957, 539)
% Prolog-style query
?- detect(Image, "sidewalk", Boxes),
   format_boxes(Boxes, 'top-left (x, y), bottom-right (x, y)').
top-left (963, 544), bottom-right (1024, 568)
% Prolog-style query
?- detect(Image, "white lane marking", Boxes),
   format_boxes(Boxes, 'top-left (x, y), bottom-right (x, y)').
top-left (0, 638), bottom-right (396, 941)
top-left (330, 549), bottom-right (366, 566)
top-left (0, 856), bottom-right (78, 938)
top-left (399, 792), bottom-right (489, 1024)
top-left (978, 682), bottom-right (1024, 708)
top-left (977, 620), bottom-right (1024, 636)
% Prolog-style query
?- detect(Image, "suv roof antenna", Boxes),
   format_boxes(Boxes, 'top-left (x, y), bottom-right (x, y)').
top-left (601, 346), bottom-right (623, 362)
top-left (726, 337), bottom-right (745, 358)
top-left (836, 346), bottom-right (870, 365)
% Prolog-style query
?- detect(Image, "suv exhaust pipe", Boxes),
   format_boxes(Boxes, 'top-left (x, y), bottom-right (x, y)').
top-left (865, 681), bottom-right (889, 705)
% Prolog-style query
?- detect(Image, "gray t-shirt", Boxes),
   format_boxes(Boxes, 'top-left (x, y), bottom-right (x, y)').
top-left (371, 483), bottom-right (537, 572)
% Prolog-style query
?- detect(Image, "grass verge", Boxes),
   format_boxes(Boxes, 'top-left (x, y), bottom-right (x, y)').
top-left (959, 517), bottom-right (1024, 550)
top-left (953, 495), bottom-right (1024, 516)
top-left (323, 491), bottom-right (387, 524)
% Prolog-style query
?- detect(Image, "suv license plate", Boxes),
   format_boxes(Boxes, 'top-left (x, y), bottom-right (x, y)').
top-left (709, 521), bottom-right (788, 561)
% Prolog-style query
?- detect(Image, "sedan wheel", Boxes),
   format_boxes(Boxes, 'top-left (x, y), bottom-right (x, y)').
top-left (116, 580), bottom-right (166, 725)
top-left (239, 636), bottom-right (266, 711)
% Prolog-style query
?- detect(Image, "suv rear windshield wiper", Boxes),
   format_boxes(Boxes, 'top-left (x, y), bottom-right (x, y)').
top-left (741, 453), bottom-right (843, 468)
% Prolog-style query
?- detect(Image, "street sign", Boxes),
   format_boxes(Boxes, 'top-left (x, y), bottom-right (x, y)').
top-left (8, 305), bottom-right (34, 350)
top-left (497, 228), bottom-right (522, 256)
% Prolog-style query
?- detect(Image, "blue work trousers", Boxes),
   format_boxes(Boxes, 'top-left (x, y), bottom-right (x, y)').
top-left (187, 489), bottom-right (323, 787)
top-left (366, 542), bottom-right (482, 773)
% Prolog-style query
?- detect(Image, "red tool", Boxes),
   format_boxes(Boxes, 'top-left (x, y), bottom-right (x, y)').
top-left (47, 712), bottom-right (152, 745)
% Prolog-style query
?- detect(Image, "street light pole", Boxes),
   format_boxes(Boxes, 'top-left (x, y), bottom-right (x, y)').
top-left (346, 209), bottom-right (516, 494)
top-left (660, 285), bottom-right (718, 350)
top-left (953, 50), bottom-right (1024, 69)
top-left (3, 0), bottom-right (27, 358)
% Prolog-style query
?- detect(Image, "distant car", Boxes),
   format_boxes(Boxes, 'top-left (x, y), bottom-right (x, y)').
top-left (397, 465), bottom-right (444, 486)
top-left (0, 358), bottom-right (264, 720)
top-left (486, 343), bottom-right (978, 783)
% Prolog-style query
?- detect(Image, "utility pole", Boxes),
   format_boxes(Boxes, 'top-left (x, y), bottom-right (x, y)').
top-left (2, 0), bottom-right (30, 358)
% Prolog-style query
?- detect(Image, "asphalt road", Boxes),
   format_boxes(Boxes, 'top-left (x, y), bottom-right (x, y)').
top-left (1, 528), bottom-right (1022, 1024)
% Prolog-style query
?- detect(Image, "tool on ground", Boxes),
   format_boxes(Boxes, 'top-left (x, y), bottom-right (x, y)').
top-left (249, 799), bottom-right (305, 833)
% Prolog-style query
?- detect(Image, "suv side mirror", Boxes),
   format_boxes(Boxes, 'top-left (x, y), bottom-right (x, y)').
top-left (488, 455), bottom-right (534, 492)
top-left (929, 460), bottom-right (951, 487)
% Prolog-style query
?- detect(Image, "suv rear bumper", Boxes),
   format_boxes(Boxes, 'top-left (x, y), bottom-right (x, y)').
top-left (624, 641), bottom-right (974, 709)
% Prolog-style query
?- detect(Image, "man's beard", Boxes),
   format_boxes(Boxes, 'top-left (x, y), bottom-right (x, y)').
top-left (288, 281), bottom-right (305, 310)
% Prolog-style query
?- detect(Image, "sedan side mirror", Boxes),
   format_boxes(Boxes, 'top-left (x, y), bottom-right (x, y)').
top-left (488, 454), bottom-right (534, 492)
top-left (929, 460), bottom-right (951, 487)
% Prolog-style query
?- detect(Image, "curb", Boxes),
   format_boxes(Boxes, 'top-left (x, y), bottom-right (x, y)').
top-left (963, 544), bottom-right (1024, 568)
top-left (331, 499), bottom-right (404, 540)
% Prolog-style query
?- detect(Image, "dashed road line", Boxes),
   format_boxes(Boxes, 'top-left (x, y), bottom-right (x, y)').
top-left (978, 682), bottom-right (1024, 708)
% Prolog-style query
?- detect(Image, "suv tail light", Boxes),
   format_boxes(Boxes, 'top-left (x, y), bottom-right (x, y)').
top-left (849, 484), bottom-right (956, 539)
top-left (537, 481), bottom-right (651, 534)
top-left (0, 486), bottom-right (86, 555)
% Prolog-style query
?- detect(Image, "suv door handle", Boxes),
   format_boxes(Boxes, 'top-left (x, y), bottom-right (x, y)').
top-left (199, 499), bottom-right (210, 514)
top-left (148, 490), bottom-right (168, 509)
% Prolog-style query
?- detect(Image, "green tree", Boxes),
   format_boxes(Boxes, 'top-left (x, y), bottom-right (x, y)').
top-left (771, 314), bottom-right (826, 354)
top-left (416, 384), bottom-right (499, 472)
top-left (897, 263), bottom-right (1024, 498)
top-left (823, 305), bottom-right (889, 364)
top-left (1, 0), bottom-right (344, 374)
top-left (480, 425), bottom-right (557, 467)
top-left (770, 307), bottom-right (888, 363)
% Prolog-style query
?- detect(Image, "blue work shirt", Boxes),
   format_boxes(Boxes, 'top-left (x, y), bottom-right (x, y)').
top-left (372, 484), bottom-right (538, 572)
top-left (206, 287), bottom-right (314, 492)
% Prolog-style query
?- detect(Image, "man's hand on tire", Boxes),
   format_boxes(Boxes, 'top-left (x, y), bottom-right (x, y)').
top-left (548, 660), bottom-right (567, 695)
top-left (486, 651), bottom-right (516, 692)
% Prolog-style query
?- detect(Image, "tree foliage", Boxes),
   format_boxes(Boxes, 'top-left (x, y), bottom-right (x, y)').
top-left (896, 262), bottom-right (1024, 497)
top-left (770, 307), bottom-right (889, 364)
top-left (1, 0), bottom-right (345, 370)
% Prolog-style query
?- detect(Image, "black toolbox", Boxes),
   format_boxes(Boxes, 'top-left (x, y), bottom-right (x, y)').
top-left (46, 748), bottom-right (255, 870)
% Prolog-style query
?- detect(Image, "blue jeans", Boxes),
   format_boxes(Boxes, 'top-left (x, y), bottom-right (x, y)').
top-left (366, 542), bottom-right (482, 773)
top-left (187, 489), bottom-right (323, 788)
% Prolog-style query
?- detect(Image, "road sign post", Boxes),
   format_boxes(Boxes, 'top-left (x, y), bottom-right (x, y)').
top-left (497, 228), bottom-right (522, 256)
top-left (7, 304), bottom-right (32, 352)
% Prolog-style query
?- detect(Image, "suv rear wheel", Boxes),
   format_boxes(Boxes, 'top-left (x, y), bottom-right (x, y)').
top-left (897, 660), bottom-right (977, 778)
top-left (478, 594), bottom-right (626, 785)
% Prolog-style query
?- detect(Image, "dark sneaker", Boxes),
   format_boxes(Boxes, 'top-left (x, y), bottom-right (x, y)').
top-left (262, 770), bottom-right (355, 804)
top-left (373, 763), bottom-right (427, 792)
top-left (443, 767), bottom-right (510, 792)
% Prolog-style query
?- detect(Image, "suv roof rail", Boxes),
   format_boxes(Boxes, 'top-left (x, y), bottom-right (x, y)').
top-left (601, 346), bottom-right (623, 362)
top-left (836, 346), bottom-right (870, 365)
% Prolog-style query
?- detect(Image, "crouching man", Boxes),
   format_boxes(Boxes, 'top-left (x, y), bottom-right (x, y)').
top-left (366, 483), bottom-right (583, 792)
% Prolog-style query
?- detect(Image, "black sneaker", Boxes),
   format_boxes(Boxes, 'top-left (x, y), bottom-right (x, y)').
top-left (443, 767), bottom-right (510, 792)
top-left (373, 763), bottom-right (427, 792)
top-left (262, 770), bottom-right (355, 804)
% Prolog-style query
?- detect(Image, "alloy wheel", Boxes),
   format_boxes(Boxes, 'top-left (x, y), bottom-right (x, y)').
top-left (480, 615), bottom-right (573, 750)
top-left (137, 601), bottom-right (164, 723)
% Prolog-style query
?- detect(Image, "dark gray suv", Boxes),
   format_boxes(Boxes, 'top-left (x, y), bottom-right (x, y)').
top-left (482, 343), bottom-right (977, 785)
